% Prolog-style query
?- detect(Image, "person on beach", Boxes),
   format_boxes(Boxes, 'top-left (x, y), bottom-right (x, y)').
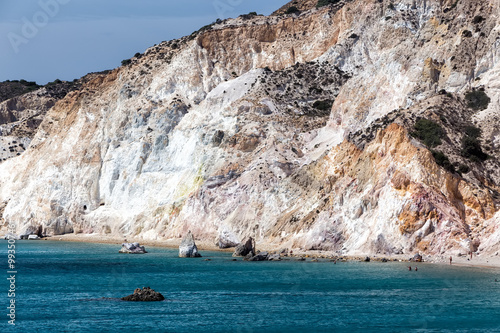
top-left (449, 256), bottom-right (452, 265)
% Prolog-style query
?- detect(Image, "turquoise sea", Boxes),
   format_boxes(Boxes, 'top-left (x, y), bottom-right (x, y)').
top-left (1, 240), bottom-right (500, 332)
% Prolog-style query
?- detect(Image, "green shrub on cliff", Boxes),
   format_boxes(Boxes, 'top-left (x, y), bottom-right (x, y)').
top-left (464, 125), bottom-right (481, 139)
top-left (465, 89), bottom-right (490, 110)
top-left (312, 99), bottom-right (333, 111)
top-left (317, 0), bottom-right (341, 8)
top-left (461, 125), bottom-right (488, 162)
top-left (412, 118), bottom-right (444, 148)
top-left (472, 16), bottom-right (484, 24)
top-left (457, 164), bottom-right (470, 174)
top-left (431, 150), bottom-right (455, 173)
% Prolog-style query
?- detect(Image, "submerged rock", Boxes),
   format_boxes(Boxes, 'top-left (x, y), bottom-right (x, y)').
top-left (233, 237), bottom-right (255, 257)
top-left (179, 231), bottom-right (202, 257)
top-left (119, 242), bottom-right (147, 254)
top-left (121, 287), bottom-right (164, 302)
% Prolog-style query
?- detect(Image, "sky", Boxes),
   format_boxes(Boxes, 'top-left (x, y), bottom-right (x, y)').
top-left (0, 0), bottom-right (290, 84)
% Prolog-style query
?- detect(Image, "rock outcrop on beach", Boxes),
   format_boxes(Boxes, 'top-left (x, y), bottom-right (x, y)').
top-left (412, 254), bottom-right (423, 262)
top-left (1, 0), bottom-right (500, 257)
top-left (121, 287), bottom-right (164, 302)
top-left (179, 231), bottom-right (202, 257)
top-left (233, 237), bottom-right (256, 257)
top-left (119, 242), bottom-right (147, 254)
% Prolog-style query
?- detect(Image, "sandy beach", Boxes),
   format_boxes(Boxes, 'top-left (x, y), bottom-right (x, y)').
top-left (33, 233), bottom-right (500, 269)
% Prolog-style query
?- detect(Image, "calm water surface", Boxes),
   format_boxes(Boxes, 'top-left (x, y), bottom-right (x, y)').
top-left (1, 241), bottom-right (500, 332)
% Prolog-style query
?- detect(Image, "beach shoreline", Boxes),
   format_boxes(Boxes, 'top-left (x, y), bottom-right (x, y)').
top-left (18, 233), bottom-right (500, 269)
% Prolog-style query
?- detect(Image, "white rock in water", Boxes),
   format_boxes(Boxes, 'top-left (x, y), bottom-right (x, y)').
top-left (119, 242), bottom-right (147, 254)
top-left (179, 231), bottom-right (201, 258)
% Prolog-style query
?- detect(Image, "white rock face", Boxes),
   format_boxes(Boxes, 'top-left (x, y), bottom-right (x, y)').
top-left (215, 225), bottom-right (240, 249)
top-left (0, 0), bottom-right (499, 256)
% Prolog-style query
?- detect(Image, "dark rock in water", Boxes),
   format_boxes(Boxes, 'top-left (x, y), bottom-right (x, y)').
top-left (364, 256), bottom-right (371, 262)
top-left (381, 258), bottom-right (388, 262)
top-left (247, 251), bottom-right (269, 261)
top-left (121, 287), bottom-right (164, 302)
top-left (412, 253), bottom-right (423, 262)
top-left (233, 237), bottom-right (255, 257)
top-left (179, 231), bottom-right (202, 257)
top-left (268, 254), bottom-right (281, 261)
top-left (296, 257), bottom-right (306, 261)
top-left (119, 242), bottom-right (147, 254)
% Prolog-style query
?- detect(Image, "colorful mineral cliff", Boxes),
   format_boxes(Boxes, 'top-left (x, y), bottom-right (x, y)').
top-left (1, 0), bottom-right (499, 256)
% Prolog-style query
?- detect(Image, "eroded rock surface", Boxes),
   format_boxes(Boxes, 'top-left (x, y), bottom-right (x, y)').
top-left (0, 0), bottom-right (500, 257)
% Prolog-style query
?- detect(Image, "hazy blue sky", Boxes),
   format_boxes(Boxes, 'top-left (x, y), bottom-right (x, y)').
top-left (0, 0), bottom-right (289, 84)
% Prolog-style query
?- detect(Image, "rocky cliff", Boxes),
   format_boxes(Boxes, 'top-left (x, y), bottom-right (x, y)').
top-left (1, 0), bottom-right (499, 256)
top-left (0, 74), bottom-right (107, 162)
